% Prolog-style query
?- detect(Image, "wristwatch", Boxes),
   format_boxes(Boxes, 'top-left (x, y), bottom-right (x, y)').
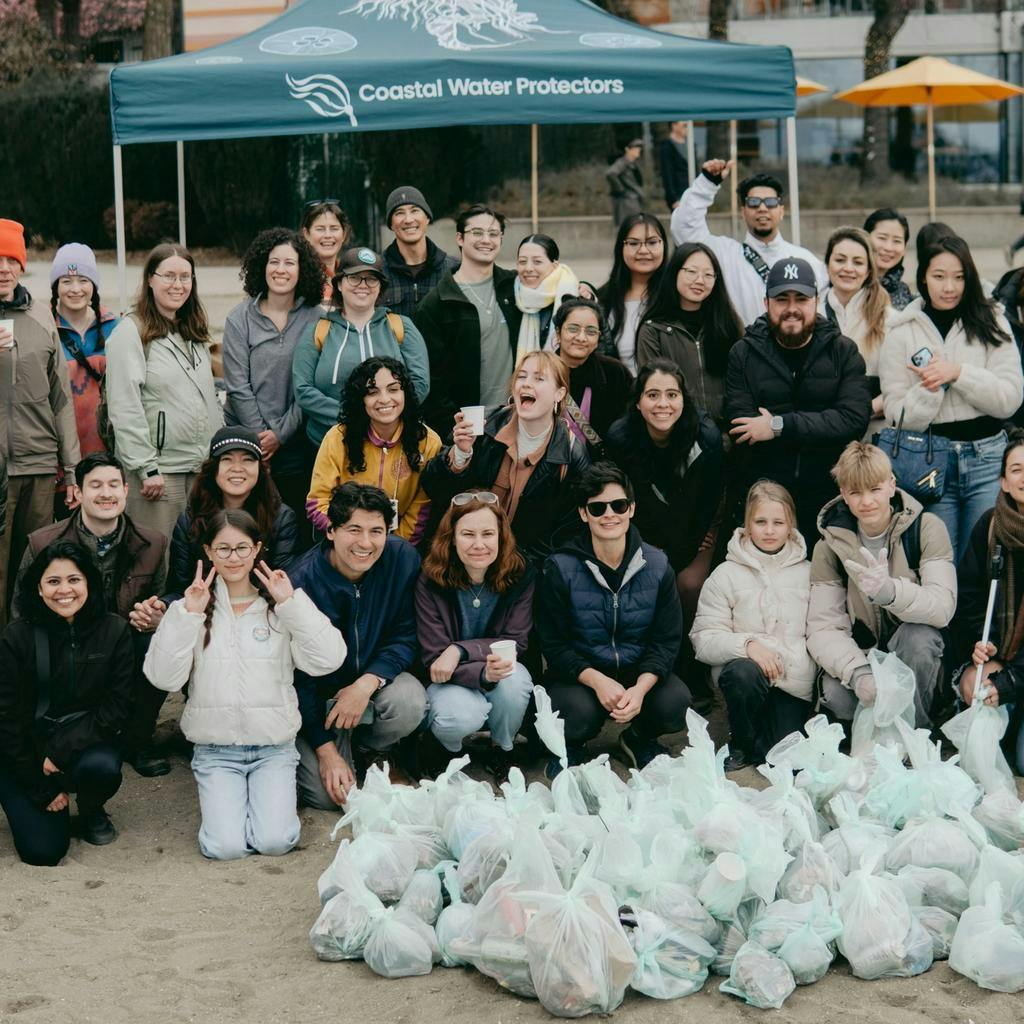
top-left (770, 415), bottom-right (784, 438)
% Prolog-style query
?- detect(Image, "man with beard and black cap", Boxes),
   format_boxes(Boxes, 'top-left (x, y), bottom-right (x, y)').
top-left (725, 257), bottom-right (872, 543)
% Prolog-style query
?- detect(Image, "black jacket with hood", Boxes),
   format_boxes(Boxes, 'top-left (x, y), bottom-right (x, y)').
top-left (382, 238), bottom-right (460, 319)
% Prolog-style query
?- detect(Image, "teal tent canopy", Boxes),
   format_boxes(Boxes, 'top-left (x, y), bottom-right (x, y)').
top-left (109, 0), bottom-right (795, 145)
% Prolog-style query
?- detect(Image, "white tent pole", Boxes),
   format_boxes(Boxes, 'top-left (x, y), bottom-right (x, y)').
top-left (926, 101), bottom-right (936, 223)
top-left (729, 119), bottom-right (738, 237)
top-left (786, 116), bottom-right (801, 248)
top-left (176, 141), bottom-right (187, 246)
top-left (113, 144), bottom-right (128, 314)
top-left (531, 124), bottom-right (539, 233)
top-left (686, 120), bottom-right (696, 186)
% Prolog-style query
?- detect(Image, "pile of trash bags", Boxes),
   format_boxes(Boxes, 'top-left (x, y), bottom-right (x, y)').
top-left (310, 678), bottom-right (1024, 1015)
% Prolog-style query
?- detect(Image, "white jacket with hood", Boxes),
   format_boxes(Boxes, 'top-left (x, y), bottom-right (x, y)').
top-left (144, 579), bottom-right (346, 746)
top-left (690, 528), bottom-right (816, 700)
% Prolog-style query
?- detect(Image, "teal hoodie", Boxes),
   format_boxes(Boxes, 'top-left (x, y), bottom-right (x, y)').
top-left (291, 307), bottom-right (429, 446)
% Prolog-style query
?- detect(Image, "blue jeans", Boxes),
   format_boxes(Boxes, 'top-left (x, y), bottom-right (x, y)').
top-left (426, 664), bottom-right (534, 753)
top-left (191, 743), bottom-right (300, 861)
top-left (930, 431), bottom-right (1005, 564)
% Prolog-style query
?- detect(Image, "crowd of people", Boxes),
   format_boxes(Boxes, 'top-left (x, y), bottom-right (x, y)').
top-left (1, 151), bottom-right (1023, 868)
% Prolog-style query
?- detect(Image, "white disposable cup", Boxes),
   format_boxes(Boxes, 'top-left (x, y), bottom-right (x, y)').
top-left (460, 404), bottom-right (485, 436)
top-left (490, 640), bottom-right (517, 666)
top-left (0, 319), bottom-right (13, 348)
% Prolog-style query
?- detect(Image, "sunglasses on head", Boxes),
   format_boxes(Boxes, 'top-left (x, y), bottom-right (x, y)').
top-left (304, 198), bottom-right (342, 208)
top-left (585, 498), bottom-right (631, 516)
top-left (452, 491), bottom-right (499, 507)
top-left (744, 196), bottom-right (781, 209)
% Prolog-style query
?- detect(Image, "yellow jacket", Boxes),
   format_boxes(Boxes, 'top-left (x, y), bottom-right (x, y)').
top-left (306, 422), bottom-right (442, 544)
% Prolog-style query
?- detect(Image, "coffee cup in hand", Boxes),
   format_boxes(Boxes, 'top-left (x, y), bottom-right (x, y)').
top-left (460, 405), bottom-right (486, 436)
top-left (0, 319), bottom-right (13, 349)
top-left (489, 640), bottom-right (517, 666)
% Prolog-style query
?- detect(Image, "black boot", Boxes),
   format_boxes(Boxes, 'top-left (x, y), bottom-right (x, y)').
top-left (125, 746), bottom-right (171, 778)
top-left (79, 806), bottom-right (117, 846)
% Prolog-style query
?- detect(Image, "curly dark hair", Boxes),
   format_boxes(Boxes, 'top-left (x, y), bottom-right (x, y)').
top-left (18, 541), bottom-right (106, 626)
top-left (186, 452), bottom-right (282, 548)
top-left (339, 356), bottom-right (428, 475)
top-left (238, 227), bottom-right (326, 307)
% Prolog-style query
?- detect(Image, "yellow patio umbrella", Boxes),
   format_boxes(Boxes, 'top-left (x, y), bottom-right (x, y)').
top-left (796, 76), bottom-right (829, 98)
top-left (835, 55), bottom-right (1023, 221)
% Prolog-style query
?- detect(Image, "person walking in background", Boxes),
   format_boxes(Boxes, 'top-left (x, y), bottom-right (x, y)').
top-left (0, 542), bottom-right (134, 863)
top-left (864, 208), bottom-right (912, 311)
top-left (416, 492), bottom-right (535, 782)
top-left (596, 213), bottom-right (668, 375)
top-left (636, 241), bottom-right (744, 429)
top-left (300, 200), bottom-right (350, 303)
top-left (0, 219), bottom-right (80, 627)
top-left (606, 139), bottom-right (645, 226)
top-left (144, 509), bottom-right (345, 860)
top-left (292, 247), bottom-right (429, 450)
top-left (672, 159), bottom-right (827, 326)
top-left (726, 258), bottom-right (871, 543)
top-left (306, 356), bottom-right (441, 544)
top-left (691, 480), bottom-right (814, 771)
top-left (537, 463), bottom-right (690, 776)
top-left (413, 204), bottom-right (521, 433)
top-left (880, 235), bottom-right (1023, 562)
top-left (49, 243), bottom-right (118, 468)
top-left (660, 121), bottom-right (689, 211)
top-left (381, 186), bottom-right (460, 318)
top-left (221, 228), bottom-right (326, 537)
top-left (103, 242), bottom-right (222, 540)
top-left (821, 226), bottom-right (893, 439)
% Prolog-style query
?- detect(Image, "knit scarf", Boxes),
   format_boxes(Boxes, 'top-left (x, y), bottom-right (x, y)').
top-left (881, 264), bottom-right (912, 311)
top-left (990, 491), bottom-right (1024, 660)
top-left (514, 263), bottom-right (579, 361)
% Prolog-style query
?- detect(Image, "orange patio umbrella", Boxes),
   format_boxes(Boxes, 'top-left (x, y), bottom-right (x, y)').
top-left (835, 55), bottom-right (1023, 221)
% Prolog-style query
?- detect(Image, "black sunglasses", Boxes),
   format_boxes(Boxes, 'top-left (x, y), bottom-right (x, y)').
top-left (744, 196), bottom-right (781, 209)
top-left (585, 498), bottom-right (631, 516)
top-left (304, 198), bottom-right (342, 208)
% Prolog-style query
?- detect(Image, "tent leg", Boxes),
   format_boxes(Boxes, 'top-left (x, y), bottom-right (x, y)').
top-left (729, 119), bottom-right (738, 237)
top-left (926, 102), bottom-right (936, 223)
top-left (786, 116), bottom-right (801, 248)
top-left (113, 144), bottom-right (128, 315)
top-left (686, 121), bottom-right (696, 189)
top-left (531, 124), bottom-right (539, 234)
top-left (176, 140), bottom-right (187, 247)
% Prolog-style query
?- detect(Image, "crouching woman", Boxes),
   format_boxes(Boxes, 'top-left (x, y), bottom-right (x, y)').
top-left (144, 509), bottom-right (345, 860)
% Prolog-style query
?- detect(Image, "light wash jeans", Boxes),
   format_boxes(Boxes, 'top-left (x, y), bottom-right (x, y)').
top-left (426, 663), bottom-right (534, 753)
top-left (191, 742), bottom-right (300, 861)
top-left (930, 431), bottom-right (1005, 565)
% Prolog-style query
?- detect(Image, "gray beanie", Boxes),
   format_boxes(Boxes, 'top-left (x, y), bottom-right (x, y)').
top-left (386, 186), bottom-right (432, 227)
top-left (50, 243), bottom-right (100, 288)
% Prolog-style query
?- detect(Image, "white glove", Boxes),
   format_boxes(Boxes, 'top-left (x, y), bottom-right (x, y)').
top-left (842, 546), bottom-right (894, 603)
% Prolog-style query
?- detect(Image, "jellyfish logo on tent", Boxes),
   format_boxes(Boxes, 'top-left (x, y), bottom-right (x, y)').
top-left (340, 0), bottom-right (563, 52)
top-left (286, 74), bottom-right (359, 126)
top-left (579, 32), bottom-right (662, 49)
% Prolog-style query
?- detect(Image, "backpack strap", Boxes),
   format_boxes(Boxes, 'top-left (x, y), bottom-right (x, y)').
top-left (741, 243), bottom-right (771, 284)
top-left (314, 317), bottom-right (331, 353)
top-left (902, 514), bottom-right (922, 578)
top-left (386, 312), bottom-right (405, 344)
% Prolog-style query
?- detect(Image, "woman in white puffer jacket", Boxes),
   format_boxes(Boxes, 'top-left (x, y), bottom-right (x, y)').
top-left (691, 480), bottom-right (815, 771)
top-left (144, 508), bottom-right (345, 860)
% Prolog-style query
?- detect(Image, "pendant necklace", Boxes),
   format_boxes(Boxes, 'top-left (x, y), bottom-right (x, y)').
top-left (468, 583), bottom-right (486, 609)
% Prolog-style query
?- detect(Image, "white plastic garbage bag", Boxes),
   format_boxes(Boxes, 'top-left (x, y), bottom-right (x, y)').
top-left (748, 887), bottom-right (842, 954)
top-left (941, 701), bottom-right (1015, 798)
top-left (911, 904), bottom-right (958, 961)
top-left (778, 841), bottom-right (844, 903)
top-left (968, 844), bottom-right (1024, 909)
top-left (972, 790), bottom-right (1024, 851)
top-left (363, 907), bottom-right (441, 979)
top-left (628, 909), bottom-right (715, 1000)
top-left (850, 648), bottom-right (917, 758)
top-left (948, 882), bottom-right (1024, 992)
top-left (884, 814), bottom-right (981, 884)
top-left (895, 865), bottom-right (969, 917)
top-left (456, 822), bottom-right (514, 904)
top-left (697, 852), bottom-right (748, 921)
top-left (435, 863), bottom-right (473, 968)
top-left (533, 685), bottom-right (567, 771)
top-left (719, 940), bottom-right (796, 1009)
top-left (348, 831), bottom-right (419, 902)
top-left (821, 792), bottom-right (895, 875)
top-left (398, 868), bottom-right (444, 925)
top-left (766, 715), bottom-right (860, 808)
top-left (309, 852), bottom-right (386, 961)
top-left (778, 920), bottom-right (833, 985)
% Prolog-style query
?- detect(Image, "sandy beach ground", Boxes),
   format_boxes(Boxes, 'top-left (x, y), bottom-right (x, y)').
top-left (1, 692), bottom-right (1021, 1024)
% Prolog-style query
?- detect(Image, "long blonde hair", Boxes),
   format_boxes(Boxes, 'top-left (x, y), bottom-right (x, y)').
top-left (743, 479), bottom-right (797, 537)
top-left (825, 226), bottom-right (889, 354)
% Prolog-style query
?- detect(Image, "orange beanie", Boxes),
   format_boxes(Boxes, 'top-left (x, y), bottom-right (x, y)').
top-left (0, 219), bottom-right (26, 270)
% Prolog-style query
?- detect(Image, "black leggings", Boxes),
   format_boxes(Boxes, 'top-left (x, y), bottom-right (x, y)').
top-left (717, 658), bottom-right (811, 759)
top-left (0, 742), bottom-right (123, 866)
top-left (545, 671), bottom-right (692, 747)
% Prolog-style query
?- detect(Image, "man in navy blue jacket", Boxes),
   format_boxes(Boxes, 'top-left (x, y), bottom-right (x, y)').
top-left (537, 463), bottom-right (690, 777)
top-left (288, 482), bottom-right (425, 809)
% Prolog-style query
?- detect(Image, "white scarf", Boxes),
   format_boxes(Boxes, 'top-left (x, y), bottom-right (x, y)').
top-left (514, 263), bottom-right (580, 361)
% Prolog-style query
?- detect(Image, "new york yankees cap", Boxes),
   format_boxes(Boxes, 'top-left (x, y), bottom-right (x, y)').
top-left (766, 257), bottom-right (817, 299)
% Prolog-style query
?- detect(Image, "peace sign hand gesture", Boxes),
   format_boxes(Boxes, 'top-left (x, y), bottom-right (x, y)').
top-left (842, 546), bottom-right (893, 601)
top-left (253, 560), bottom-right (294, 604)
top-left (184, 560), bottom-right (217, 615)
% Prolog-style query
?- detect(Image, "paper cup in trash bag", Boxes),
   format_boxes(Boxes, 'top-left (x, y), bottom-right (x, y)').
top-left (490, 640), bottom-right (517, 666)
top-left (698, 852), bottom-right (747, 920)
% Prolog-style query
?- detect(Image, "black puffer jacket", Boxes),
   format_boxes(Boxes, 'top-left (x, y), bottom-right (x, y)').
top-left (725, 314), bottom-right (871, 529)
top-left (0, 611), bottom-right (134, 808)
top-left (992, 268), bottom-right (1024, 426)
top-left (165, 501), bottom-right (298, 602)
top-left (605, 410), bottom-right (724, 572)
top-left (420, 405), bottom-right (590, 562)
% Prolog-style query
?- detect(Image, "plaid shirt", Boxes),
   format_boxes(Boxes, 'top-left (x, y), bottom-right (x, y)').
top-left (383, 238), bottom-right (460, 317)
